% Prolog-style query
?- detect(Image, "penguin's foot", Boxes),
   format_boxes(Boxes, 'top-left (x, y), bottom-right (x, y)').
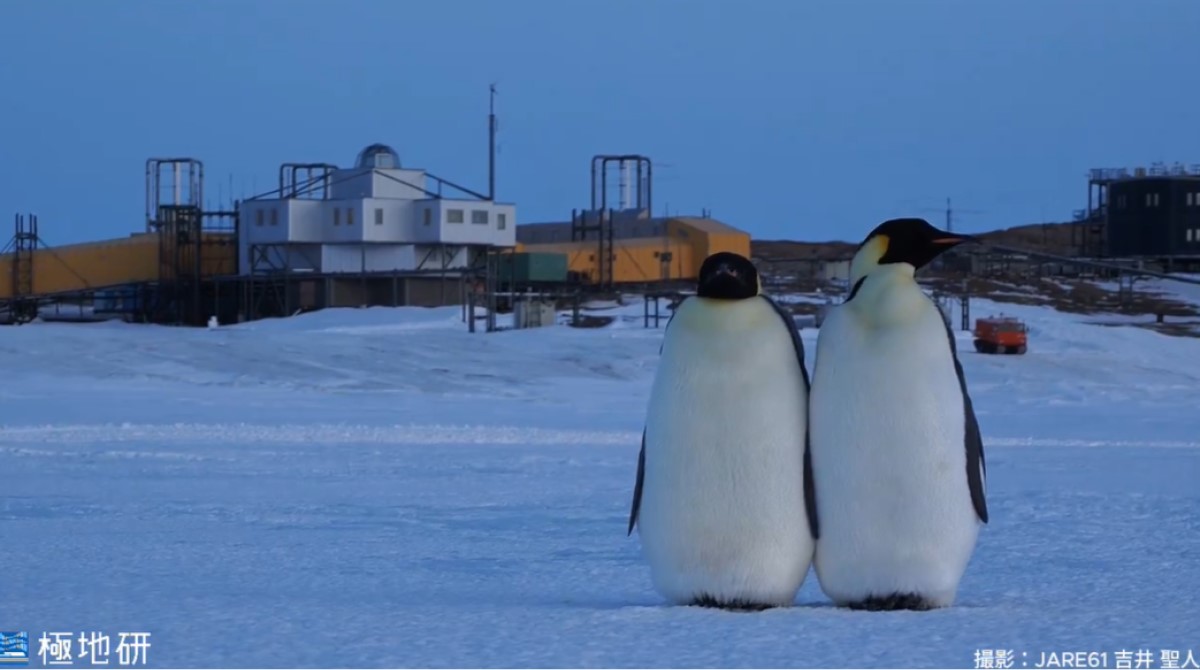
top-left (689, 593), bottom-right (777, 612)
top-left (845, 593), bottom-right (938, 612)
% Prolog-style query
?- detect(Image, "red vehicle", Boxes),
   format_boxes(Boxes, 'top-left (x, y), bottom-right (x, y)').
top-left (973, 316), bottom-right (1027, 354)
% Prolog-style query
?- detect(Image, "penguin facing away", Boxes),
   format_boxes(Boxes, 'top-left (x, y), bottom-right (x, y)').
top-left (627, 251), bottom-right (817, 610)
top-left (809, 217), bottom-right (988, 612)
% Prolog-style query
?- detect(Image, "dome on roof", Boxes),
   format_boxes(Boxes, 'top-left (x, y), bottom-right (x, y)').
top-left (355, 143), bottom-right (401, 169)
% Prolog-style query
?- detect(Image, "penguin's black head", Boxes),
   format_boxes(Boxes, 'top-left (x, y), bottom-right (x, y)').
top-left (697, 252), bottom-right (759, 300)
top-left (857, 217), bottom-right (976, 272)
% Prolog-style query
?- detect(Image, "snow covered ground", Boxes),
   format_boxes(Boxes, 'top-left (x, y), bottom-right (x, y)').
top-left (3, 292), bottom-right (1199, 668)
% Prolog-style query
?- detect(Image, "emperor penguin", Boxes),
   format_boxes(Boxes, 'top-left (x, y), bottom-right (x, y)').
top-left (627, 251), bottom-right (817, 610)
top-left (809, 217), bottom-right (988, 611)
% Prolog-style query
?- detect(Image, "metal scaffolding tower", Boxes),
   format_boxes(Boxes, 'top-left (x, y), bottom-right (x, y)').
top-left (570, 154), bottom-right (653, 289)
top-left (7, 213), bottom-right (40, 323)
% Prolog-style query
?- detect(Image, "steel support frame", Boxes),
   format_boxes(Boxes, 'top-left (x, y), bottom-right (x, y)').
top-left (8, 213), bottom-right (39, 323)
top-left (567, 154), bottom-right (655, 290)
top-left (280, 163), bottom-right (336, 199)
top-left (247, 242), bottom-right (319, 320)
top-left (155, 204), bottom-right (204, 325)
top-left (146, 158), bottom-right (203, 233)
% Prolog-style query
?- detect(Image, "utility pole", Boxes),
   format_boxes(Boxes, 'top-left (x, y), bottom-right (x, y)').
top-left (919, 197), bottom-right (983, 276)
top-left (923, 197), bottom-right (983, 233)
top-left (488, 83), bottom-right (497, 202)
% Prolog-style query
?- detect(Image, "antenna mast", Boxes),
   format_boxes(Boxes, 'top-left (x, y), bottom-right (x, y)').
top-left (488, 83), bottom-right (497, 201)
top-left (922, 196), bottom-right (982, 233)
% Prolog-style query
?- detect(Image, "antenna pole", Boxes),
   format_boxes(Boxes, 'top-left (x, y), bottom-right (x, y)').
top-left (488, 83), bottom-right (497, 201)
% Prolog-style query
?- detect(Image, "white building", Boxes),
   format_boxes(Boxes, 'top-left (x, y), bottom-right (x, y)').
top-left (238, 143), bottom-right (516, 279)
top-left (818, 258), bottom-right (852, 283)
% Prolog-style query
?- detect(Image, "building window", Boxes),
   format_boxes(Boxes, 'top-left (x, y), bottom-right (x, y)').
top-left (1188, 229), bottom-right (1194, 242)
top-left (1154, 193), bottom-right (1160, 207)
top-left (347, 208), bottom-right (355, 225)
top-left (270, 208), bottom-right (278, 226)
top-left (334, 209), bottom-right (341, 226)
top-left (1145, 193), bottom-right (1152, 207)
top-left (471, 209), bottom-right (489, 225)
top-left (375, 208), bottom-right (384, 225)
top-left (497, 213), bottom-right (507, 230)
top-left (255, 210), bottom-right (264, 226)
top-left (423, 209), bottom-right (432, 226)
top-left (447, 208), bottom-right (464, 224)
top-left (1190, 192), bottom-right (1196, 207)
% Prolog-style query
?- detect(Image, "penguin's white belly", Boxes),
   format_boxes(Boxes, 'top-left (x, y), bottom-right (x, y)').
top-left (639, 299), bottom-right (812, 607)
top-left (811, 304), bottom-right (980, 608)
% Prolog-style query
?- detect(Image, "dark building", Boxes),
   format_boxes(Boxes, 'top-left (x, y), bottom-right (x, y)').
top-left (1102, 166), bottom-right (1200, 257)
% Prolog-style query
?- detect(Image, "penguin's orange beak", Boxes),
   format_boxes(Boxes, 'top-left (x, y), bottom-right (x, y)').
top-left (931, 234), bottom-right (977, 246)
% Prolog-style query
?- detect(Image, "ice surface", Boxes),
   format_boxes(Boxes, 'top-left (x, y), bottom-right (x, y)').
top-left (3, 299), bottom-right (1198, 668)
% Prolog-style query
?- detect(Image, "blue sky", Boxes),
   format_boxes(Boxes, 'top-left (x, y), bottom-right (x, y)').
top-left (2, 0), bottom-right (1197, 246)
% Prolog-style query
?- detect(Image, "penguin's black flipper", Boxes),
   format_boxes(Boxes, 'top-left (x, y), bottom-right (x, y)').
top-left (759, 295), bottom-right (819, 540)
top-left (628, 429), bottom-right (646, 536)
top-left (634, 296), bottom-right (687, 535)
top-left (759, 295), bottom-right (811, 389)
top-left (803, 430), bottom-right (819, 540)
top-left (939, 316), bottom-right (989, 524)
top-left (657, 295), bottom-right (690, 354)
top-left (961, 364), bottom-right (988, 524)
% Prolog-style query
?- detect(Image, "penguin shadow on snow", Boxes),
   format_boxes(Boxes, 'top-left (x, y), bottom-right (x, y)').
top-left (666, 592), bottom-right (993, 615)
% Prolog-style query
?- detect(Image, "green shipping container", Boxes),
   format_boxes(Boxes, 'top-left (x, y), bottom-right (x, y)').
top-left (498, 252), bottom-right (569, 283)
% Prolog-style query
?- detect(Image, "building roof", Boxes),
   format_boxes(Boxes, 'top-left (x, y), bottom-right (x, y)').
top-left (1090, 165), bottom-right (1200, 183)
top-left (668, 216), bottom-right (744, 235)
top-left (516, 216), bottom-right (667, 244)
top-left (519, 237), bottom-right (677, 252)
top-left (517, 215), bottom-right (746, 244)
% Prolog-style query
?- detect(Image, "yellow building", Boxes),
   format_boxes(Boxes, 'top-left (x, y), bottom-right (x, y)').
top-left (0, 232), bottom-right (236, 301)
top-left (515, 215), bottom-right (751, 284)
